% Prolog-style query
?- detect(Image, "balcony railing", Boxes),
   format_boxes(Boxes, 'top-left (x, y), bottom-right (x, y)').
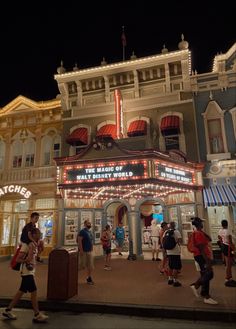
top-left (0, 166), bottom-right (57, 184)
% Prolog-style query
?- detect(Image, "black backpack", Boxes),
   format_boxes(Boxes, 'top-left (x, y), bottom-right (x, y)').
top-left (162, 229), bottom-right (176, 250)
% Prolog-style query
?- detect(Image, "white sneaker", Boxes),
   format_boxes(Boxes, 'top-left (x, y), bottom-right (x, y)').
top-left (204, 298), bottom-right (218, 305)
top-left (104, 266), bottom-right (111, 270)
top-left (190, 285), bottom-right (200, 298)
top-left (33, 312), bottom-right (49, 323)
top-left (2, 310), bottom-right (17, 320)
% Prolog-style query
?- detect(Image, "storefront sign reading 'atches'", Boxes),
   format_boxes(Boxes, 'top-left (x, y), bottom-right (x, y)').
top-left (156, 163), bottom-right (193, 184)
top-left (64, 161), bottom-right (147, 183)
top-left (0, 185), bottom-right (32, 198)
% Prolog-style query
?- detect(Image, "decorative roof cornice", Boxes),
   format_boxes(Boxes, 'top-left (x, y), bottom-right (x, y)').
top-left (0, 95), bottom-right (61, 116)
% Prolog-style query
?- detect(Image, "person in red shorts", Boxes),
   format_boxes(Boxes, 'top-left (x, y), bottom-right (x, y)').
top-left (190, 217), bottom-right (218, 305)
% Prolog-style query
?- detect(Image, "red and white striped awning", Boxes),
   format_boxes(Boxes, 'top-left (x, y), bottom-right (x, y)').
top-left (127, 120), bottom-right (147, 137)
top-left (160, 116), bottom-right (180, 135)
top-left (203, 185), bottom-right (236, 207)
top-left (66, 128), bottom-right (88, 146)
top-left (96, 124), bottom-right (116, 139)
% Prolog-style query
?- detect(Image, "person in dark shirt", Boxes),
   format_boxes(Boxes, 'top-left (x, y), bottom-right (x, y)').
top-left (20, 212), bottom-right (39, 245)
top-left (77, 220), bottom-right (94, 285)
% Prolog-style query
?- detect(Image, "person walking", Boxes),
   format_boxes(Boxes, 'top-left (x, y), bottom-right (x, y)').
top-left (77, 219), bottom-right (94, 285)
top-left (150, 220), bottom-right (161, 261)
top-left (190, 217), bottom-right (218, 305)
top-left (101, 224), bottom-right (112, 270)
top-left (159, 221), bottom-right (169, 275)
top-left (2, 228), bottom-right (49, 323)
top-left (115, 222), bottom-right (125, 256)
top-left (164, 221), bottom-right (182, 287)
top-left (218, 219), bottom-right (236, 287)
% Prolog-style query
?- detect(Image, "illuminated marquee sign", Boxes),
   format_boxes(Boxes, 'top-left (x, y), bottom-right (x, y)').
top-left (64, 161), bottom-right (147, 183)
top-left (0, 185), bottom-right (32, 198)
top-left (156, 163), bottom-right (194, 184)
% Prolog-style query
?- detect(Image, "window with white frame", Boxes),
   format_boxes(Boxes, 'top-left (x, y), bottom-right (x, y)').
top-left (41, 135), bottom-right (52, 165)
top-left (0, 140), bottom-right (5, 170)
top-left (164, 135), bottom-right (179, 150)
top-left (202, 100), bottom-right (229, 159)
top-left (207, 119), bottom-right (224, 153)
top-left (53, 135), bottom-right (61, 158)
top-left (41, 134), bottom-right (61, 165)
top-left (24, 138), bottom-right (35, 167)
top-left (12, 140), bottom-right (23, 168)
top-left (159, 113), bottom-right (186, 153)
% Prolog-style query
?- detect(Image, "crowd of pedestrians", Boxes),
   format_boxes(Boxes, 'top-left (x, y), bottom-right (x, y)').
top-left (76, 216), bottom-right (235, 308)
top-left (3, 214), bottom-right (235, 325)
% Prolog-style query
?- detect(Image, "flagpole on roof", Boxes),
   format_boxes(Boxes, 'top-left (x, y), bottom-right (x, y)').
top-left (121, 26), bottom-right (126, 61)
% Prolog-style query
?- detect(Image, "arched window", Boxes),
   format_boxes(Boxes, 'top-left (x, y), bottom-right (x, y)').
top-left (159, 113), bottom-right (185, 152)
top-left (24, 138), bottom-right (35, 167)
top-left (0, 140), bottom-right (5, 170)
top-left (202, 100), bottom-right (229, 160)
top-left (41, 136), bottom-right (52, 165)
top-left (12, 140), bottom-right (23, 168)
top-left (53, 135), bottom-right (61, 158)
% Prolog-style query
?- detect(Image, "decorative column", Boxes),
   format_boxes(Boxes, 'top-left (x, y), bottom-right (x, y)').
top-left (75, 80), bottom-right (83, 107)
top-left (103, 76), bottom-right (110, 103)
top-left (128, 210), bottom-right (142, 259)
top-left (133, 70), bottom-right (140, 98)
top-left (56, 198), bottom-right (65, 247)
top-left (164, 63), bottom-right (171, 93)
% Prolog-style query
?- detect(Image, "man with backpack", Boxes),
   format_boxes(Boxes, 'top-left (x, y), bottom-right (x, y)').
top-left (115, 222), bottom-right (125, 256)
top-left (163, 221), bottom-right (182, 287)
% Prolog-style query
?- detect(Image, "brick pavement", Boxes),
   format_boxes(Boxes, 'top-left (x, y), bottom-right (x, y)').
top-left (0, 256), bottom-right (235, 322)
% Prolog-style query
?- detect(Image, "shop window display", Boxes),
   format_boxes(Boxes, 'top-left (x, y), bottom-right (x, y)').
top-left (207, 206), bottom-right (230, 243)
top-left (64, 211), bottom-right (79, 245)
top-left (2, 215), bottom-right (11, 245)
top-left (180, 205), bottom-right (195, 244)
top-left (38, 212), bottom-right (54, 245)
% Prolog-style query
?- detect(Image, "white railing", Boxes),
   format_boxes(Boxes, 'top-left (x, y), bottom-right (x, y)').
top-left (0, 166), bottom-right (57, 184)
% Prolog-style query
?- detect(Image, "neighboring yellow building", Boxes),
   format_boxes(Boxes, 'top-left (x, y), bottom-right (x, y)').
top-left (0, 96), bottom-right (62, 258)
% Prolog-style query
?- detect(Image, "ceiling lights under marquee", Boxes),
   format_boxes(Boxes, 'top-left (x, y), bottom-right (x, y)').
top-left (61, 183), bottom-right (193, 201)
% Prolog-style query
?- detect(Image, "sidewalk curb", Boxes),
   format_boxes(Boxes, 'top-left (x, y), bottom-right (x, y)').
top-left (1, 297), bottom-right (235, 323)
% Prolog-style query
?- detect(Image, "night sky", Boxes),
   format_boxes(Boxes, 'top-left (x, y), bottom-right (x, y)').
top-left (0, 1), bottom-right (235, 107)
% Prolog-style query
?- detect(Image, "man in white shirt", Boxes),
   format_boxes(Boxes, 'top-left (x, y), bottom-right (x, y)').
top-left (150, 220), bottom-right (161, 261)
top-left (218, 220), bottom-right (236, 287)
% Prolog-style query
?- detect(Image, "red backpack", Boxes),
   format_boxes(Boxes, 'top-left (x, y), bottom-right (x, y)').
top-left (10, 245), bottom-right (22, 271)
top-left (187, 232), bottom-right (195, 253)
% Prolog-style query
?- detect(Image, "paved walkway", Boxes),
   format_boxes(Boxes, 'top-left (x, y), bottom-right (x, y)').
top-left (0, 255), bottom-right (235, 322)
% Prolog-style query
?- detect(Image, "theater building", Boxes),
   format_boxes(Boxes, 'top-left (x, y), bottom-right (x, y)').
top-left (54, 35), bottom-right (205, 258)
top-left (55, 144), bottom-right (204, 258)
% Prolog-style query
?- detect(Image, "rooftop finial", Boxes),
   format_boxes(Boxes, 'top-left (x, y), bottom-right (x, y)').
top-left (130, 51), bottom-right (137, 60)
top-left (73, 63), bottom-right (79, 71)
top-left (101, 57), bottom-right (107, 66)
top-left (162, 44), bottom-right (168, 54)
top-left (57, 60), bottom-right (66, 74)
top-left (178, 34), bottom-right (189, 50)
